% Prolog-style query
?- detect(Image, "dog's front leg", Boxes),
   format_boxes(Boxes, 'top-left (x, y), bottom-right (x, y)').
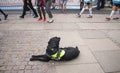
top-left (30, 54), bottom-right (51, 62)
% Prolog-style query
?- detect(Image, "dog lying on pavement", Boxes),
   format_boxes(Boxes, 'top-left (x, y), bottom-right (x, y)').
top-left (30, 37), bottom-right (80, 62)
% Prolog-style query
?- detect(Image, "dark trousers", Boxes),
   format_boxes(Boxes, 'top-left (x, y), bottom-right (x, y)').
top-left (97, 0), bottom-right (105, 10)
top-left (45, 0), bottom-right (53, 18)
top-left (79, 1), bottom-right (84, 11)
top-left (0, 9), bottom-right (6, 16)
top-left (37, 6), bottom-right (46, 18)
top-left (21, 0), bottom-right (38, 17)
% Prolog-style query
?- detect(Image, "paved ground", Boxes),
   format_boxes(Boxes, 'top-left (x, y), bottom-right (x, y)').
top-left (0, 10), bottom-right (120, 73)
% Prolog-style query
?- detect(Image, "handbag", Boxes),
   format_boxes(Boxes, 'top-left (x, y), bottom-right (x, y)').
top-left (112, 0), bottom-right (120, 4)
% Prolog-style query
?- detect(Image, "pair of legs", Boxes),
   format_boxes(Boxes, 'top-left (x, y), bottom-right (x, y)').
top-left (60, 0), bottom-right (67, 12)
top-left (37, 6), bottom-right (46, 21)
top-left (79, 1), bottom-right (84, 11)
top-left (106, 4), bottom-right (120, 21)
top-left (20, 0), bottom-right (38, 18)
top-left (0, 9), bottom-right (8, 21)
top-left (51, 0), bottom-right (56, 10)
top-left (97, 0), bottom-right (105, 10)
top-left (78, 2), bottom-right (93, 18)
top-left (45, 0), bottom-right (54, 23)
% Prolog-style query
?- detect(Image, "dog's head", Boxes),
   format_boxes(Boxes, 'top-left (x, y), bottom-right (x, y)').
top-left (46, 37), bottom-right (60, 55)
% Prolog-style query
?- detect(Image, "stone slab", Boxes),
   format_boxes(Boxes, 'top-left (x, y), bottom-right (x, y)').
top-left (55, 63), bottom-right (104, 73)
top-left (84, 39), bottom-right (120, 51)
top-left (78, 30), bottom-right (107, 39)
top-left (94, 51), bottom-right (120, 72)
top-left (48, 30), bottom-right (85, 47)
top-left (107, 30), bottom-right (120, 46)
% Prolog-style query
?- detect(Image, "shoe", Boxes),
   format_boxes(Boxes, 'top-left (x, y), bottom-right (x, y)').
top-left (19, 16), bottom-right (24, 18)
top-left (78, 13), bottom-right (81, 17)
top-left (4, 14), bottom-right (8, 20)
top-left (34, 15), bottom-right (38, 18)
top-left (47, 19), bottom-right (54, 23)
top-left (43, 18), bottom-right (46, 21)
top-left (51, 7), bottom-right (55, 10)
top-left (87, 15), bottom-right (93, 18)
top-left (113, 17), bottom-right (119, 20)
top-left (38, 18), bottom-right (42, 21)
top-left (106, 17), bottom-right (111, 21)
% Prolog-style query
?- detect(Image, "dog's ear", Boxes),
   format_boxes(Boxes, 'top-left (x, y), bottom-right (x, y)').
top-left (57, 37), bottom-right (60, 42)
top-left (56, 37), bottom-right (60, 44)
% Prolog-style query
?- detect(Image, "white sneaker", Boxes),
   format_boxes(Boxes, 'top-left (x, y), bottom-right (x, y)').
top-left (47, 19), bottom-right (54, 23)
top-left (77, 13), bottom-right (81, 17)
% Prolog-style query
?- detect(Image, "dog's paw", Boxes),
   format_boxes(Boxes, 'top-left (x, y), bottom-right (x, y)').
top-left (30, 58), bottom-right (34, 61)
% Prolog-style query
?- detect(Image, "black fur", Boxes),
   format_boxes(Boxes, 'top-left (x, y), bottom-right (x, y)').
top-left (30, 37), bottom-right (80, 62)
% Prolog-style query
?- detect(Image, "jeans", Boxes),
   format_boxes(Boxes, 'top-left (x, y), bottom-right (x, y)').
top-left (45, 0), bottom-right (53, 18)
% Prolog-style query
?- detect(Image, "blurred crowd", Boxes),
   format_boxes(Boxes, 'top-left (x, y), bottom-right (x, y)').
top-left (0, 0), bottom-right (120, 22)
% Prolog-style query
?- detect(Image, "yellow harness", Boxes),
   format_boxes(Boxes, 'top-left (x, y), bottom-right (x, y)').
top-left (51, 50), bottom-right (65, 60)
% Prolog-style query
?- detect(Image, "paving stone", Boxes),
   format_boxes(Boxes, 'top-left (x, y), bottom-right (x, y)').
top-left (96, 23), bottom-right (120, 30)
top-left (0, 70), bottom-right (5, 73)
top-left (9, 23), bottom-right (44, 30)
top-left (13, 66), bottom-right (20, 70)
top-left (19, 65), bottom-right (25, 70)
top-left (84, 39), bottom-right (120, 51)
top-left (11, 70), bottom-right (18, 73)
top-left (6, 65), bottom-right (13, 70)
top-left (4, 70), bottom-right (18, 73)
top-left (55, 64), bottom-right (104, 73)
top-left (0, 66), bottom-right (7, 70)
top-left (94, 51), bottom-right (120, 72)
top-left (61, 23), bottom-right (79, 30)
top-left (78, 30), bottom-right (107, 39)
top-left (48, 30), bottom-right (85, 47)
top-left (4, 70), bottom-right (11, 73)
top-left (107, 30), bottom-right (120, 46)
top-left (44, 23), bottom-right (63, 30)
top-left (24, 70), bottom-right (33, 73)
top-left (25, 66), bottom-right (32, 70)
top-left (18, 70), bottom-right (24, 73)
top-left (77, 23), bottom-right (98, 29)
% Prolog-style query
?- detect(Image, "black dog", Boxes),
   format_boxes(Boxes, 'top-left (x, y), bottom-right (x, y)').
top-left (30, 37), bottom-right (80, 62)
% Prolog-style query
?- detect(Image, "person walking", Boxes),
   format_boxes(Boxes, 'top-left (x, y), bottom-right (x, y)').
top-left (78, 0), bottom-right (94, 18)
top-left (51, 0), bottom-right (56, 10)
top-left (97, 0), bottom-right (105, 10)
top-left (45, 0), bottom-right (54, 23)
top-left (106, 0), bottom-right (120, 21)
top-left (36, 0), bottom-right (46, 21)
top-left (0, 9), bottom-right (8, 21)
top-left (60, 0), bottom-right (68, 13)
top-left (20, 0), bottom-right (38, 18)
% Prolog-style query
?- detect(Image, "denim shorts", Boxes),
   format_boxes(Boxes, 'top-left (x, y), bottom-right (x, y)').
top-left (61, 0), bottom-right (67, 4)
top-left (52, 0), bottom-right (56, 3)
